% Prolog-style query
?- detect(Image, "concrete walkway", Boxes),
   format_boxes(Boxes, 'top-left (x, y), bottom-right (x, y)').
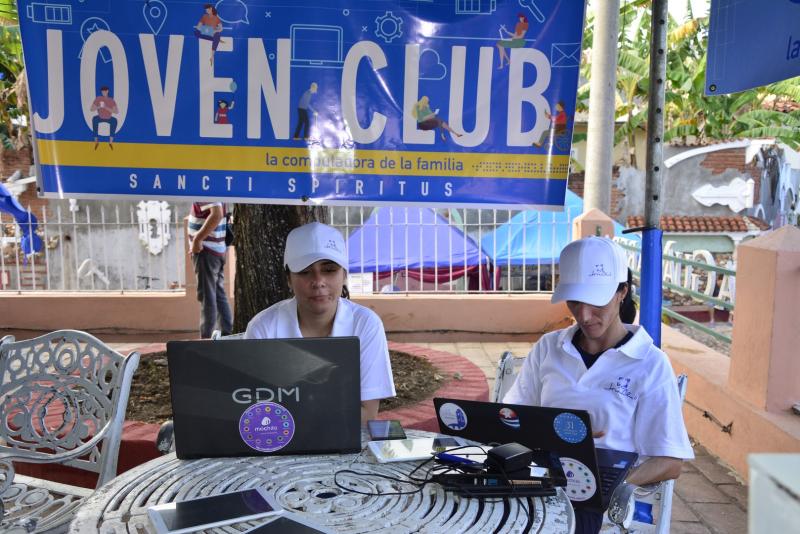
top-left (415, 341), bottom-right (749, 534)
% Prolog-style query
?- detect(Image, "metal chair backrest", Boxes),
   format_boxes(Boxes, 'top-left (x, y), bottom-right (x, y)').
top-left (0, 330), bottom-right (140, 488)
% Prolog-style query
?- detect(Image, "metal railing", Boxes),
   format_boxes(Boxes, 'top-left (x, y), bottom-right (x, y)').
top-left (1, 202), bottom-right (187, 292)
top-left (616, 238), bottom-right (734, 345)
top-left (2, 202), bottom-right (579, 294)
top-left (328, 205), bottom-right (578, 293)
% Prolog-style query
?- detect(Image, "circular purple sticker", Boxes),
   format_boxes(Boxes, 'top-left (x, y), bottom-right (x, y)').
top-left (239, 401), bottom-right (295, 453)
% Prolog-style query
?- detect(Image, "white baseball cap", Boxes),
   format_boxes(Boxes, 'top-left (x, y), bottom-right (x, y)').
top-left (284, 222), bottom-right (348, 272)
top-left (551, 237), bottom-right (629, 306)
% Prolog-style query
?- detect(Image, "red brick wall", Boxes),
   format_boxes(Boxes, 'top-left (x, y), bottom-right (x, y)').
top-left (700, 147), bottom-right (762, 204)
top-left (568, 169), bottom-right (625, 221)
top-left (1, 147), bottom-right (50, 217)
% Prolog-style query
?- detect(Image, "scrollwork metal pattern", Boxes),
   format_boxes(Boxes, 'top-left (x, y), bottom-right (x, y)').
top-left (1, 330), bottom-right (137, 533)
top-left (0, 331), bottom-right (125, 471)
top-left (71, 431), bottom-right (575, 533)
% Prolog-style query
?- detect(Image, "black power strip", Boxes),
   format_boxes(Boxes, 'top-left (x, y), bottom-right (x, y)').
top-left (431, 472), bottom-right (557, 498)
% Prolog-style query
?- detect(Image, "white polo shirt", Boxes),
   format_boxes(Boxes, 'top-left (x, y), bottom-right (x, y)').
top-left (503, 324), bottom-right (693, 460)
top-left (244, 297), bottom-right (396, 402)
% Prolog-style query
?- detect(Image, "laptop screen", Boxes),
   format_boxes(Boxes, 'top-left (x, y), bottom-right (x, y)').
top-left (168, 337), bottom-right (361, 459)
top-left (291, 26), bottom-right (342, 63)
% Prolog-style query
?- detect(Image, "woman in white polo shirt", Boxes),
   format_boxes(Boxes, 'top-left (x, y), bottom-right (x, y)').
top-left (245, 222), bottom-right (396, 423)
top-left (503, 237), bottom-right (693, 533)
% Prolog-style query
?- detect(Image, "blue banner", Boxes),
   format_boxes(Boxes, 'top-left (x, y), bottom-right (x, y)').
top-left (19, 0), bottom-right (585, 208)
top-left (706, 0), bottom-right (800, 95)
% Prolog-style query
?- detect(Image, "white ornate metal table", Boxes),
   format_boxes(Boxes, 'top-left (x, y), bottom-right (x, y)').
top-left (70, 430), bottom-right (574, 533)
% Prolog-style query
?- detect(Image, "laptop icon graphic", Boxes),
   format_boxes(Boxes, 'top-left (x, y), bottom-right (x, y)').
top-left (291, 24), bottom-right (344, 68)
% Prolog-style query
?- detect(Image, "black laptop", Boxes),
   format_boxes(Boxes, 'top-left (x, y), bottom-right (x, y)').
top-left (433, 398), bottom-right (638, 512)
top-left (167, 338), bottom-right (361, 459)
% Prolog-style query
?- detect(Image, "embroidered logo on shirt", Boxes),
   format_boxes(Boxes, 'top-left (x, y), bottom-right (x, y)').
top-left (606, 376), bottom-right (639, 400)
top-left (589, 264), bottom-right (611, 277)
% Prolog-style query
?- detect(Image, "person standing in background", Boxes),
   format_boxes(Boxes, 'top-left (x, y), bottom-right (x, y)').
top-left (188, 202), bottom-right (233, 338)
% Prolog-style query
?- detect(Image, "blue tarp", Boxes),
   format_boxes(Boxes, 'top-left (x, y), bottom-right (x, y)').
top-left (347, 207), bottom-right (490, 273)
top-left (481, 191), bottom-right (631, 266)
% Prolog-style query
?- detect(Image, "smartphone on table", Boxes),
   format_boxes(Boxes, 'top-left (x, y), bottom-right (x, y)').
top-left (147, 487), bottom-right (279, 534)
top-left (368, 436), bottom-right (469, 463)
top-left (367, 419), bottom-right (406, 440)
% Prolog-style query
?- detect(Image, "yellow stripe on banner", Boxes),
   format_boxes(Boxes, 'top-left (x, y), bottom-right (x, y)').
top-left (36, 140), bottom-right (570, 179)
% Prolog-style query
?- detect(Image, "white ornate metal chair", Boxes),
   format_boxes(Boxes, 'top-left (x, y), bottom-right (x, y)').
top-left (492, 351), bottom-right (688, 534)
top-left (0, 330), bottom-right (140, 533)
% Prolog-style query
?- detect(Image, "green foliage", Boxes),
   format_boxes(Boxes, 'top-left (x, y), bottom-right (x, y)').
top-left (0, 1), bottom-right (27, 150)
top-left (578, 2), bottom-right (800, 166)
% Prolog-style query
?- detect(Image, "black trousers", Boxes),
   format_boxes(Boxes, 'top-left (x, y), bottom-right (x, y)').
top-left (293, 108), bottom-right (310, 139)
top-left (574, 509), bottom-right (603, 534)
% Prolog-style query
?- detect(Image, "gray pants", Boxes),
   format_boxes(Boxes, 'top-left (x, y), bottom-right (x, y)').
top-left (192, 250), bottom-right (233, 338)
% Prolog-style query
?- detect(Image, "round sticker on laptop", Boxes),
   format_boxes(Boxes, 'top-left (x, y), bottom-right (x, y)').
top-left (553, 412), bottom-right (588, 443)
top-left (560, 457), bottom-right (597, 502)
top-left (439, 402), bottom-right (468, 431)
top-left (498, 407), bottom-right (520, 429)
top-left (239, 401), bottom-right (295, 453)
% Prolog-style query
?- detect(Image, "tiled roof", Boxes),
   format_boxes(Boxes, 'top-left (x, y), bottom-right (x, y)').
top-left (761, 96), bottom-right (800, 113)
top-left (626, 215), bottom-right (771, 233)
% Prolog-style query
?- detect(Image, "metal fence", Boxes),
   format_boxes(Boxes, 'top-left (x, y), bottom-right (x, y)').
top-left (1, 202), bottom-right (582, 294)
top-left (1, 202), bottom-right (186, 292)
top-left (616, 237), bottom-right (735, 345)
top-left (327, 205), bottom-right (578, 293)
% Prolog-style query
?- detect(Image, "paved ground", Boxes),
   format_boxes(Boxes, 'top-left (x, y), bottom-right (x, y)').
top-left (414, 341), bottom-right (750, 534)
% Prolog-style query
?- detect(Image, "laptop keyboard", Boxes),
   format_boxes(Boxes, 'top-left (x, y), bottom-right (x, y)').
top-left (599, 465), bottom-right (624, 498)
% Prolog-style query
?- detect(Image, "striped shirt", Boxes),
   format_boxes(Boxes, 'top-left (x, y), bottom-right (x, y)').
top-left (188, 202), bottom-right (227, 256)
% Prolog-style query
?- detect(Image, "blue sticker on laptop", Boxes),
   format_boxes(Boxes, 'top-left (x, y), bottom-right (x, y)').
top-left (498, 407), bottom-right (520, 429)
top-left (553, 413), bottom-right (588, 443)
top-left (239, 401), bottom-right (295, 452)
top-left (439, 402), bottom-right (468, 431)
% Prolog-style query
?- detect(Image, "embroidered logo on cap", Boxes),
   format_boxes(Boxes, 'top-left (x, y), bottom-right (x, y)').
top-left (589, 264), bottom-right (611, 277)
top-left (325, 239), bottom-right (341, 252)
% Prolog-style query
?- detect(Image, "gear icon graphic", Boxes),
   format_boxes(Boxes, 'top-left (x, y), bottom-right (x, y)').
top-left (374, 11), bottom-right (403, 43)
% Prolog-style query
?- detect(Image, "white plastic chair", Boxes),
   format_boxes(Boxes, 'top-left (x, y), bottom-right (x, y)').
top-left (492, 351), bottom-right (526, 403)
top-left (493, 350), bottom-right (688, 533)
top-left (210, 330), bottom-right (245, 340)
top-left (0, 330), bottom-right (139, 533)
top-left (604, 374), bottom-right (688, 533)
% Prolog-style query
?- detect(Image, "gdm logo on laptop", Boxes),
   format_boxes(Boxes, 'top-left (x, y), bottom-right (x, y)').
top-left (231, 386), bottom-right (300, 404)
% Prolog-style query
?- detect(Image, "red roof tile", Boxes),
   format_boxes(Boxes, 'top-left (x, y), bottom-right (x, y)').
top-left (626, 215), bottom-right (770, 233)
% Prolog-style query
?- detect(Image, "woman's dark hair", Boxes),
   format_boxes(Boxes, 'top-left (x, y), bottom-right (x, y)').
top-left (618, 268), bottom-right (637, 323)
top-left (204, 4), bottom-right (217, 15)
top-left (285, 266), bottom-right (350, 299)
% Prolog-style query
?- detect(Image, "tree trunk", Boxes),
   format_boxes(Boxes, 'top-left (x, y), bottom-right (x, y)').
top-left (232, 204), bottom-right (327, 333)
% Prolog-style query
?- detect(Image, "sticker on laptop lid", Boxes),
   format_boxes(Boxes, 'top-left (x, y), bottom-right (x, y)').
top-left (498, 407), bottom-right (520, 429)
top-left (553, 412), bottom-right (588, 443)
top-left (439, 402), bottom-right (468, 431)
top-left (239, 401), bottom-right (295, 453)
top-left (560, 457), bottom-right (597, 502)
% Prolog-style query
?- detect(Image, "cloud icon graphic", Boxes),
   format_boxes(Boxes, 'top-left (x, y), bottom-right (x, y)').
top-left (419, 49), bottom-right (446, 81)
top-left (216, 0), bottom-right (249, 25)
